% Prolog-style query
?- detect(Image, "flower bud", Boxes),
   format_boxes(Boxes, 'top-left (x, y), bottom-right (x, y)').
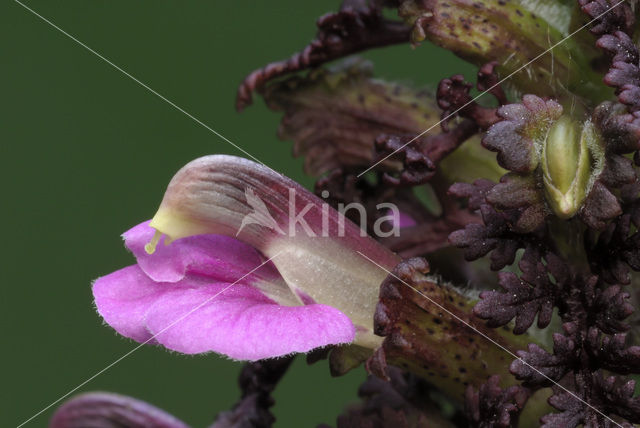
top-left (541, 116), bottom-right (597, 218)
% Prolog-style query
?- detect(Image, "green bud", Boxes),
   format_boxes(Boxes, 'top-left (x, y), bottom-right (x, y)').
top-left (541, 116), bottom-right (599, 218)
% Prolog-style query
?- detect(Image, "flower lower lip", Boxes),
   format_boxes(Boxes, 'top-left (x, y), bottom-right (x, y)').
top-left (94, 221), bottom-right (360, 360)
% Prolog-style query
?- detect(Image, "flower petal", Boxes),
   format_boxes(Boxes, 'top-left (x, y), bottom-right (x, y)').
top-left (50, 392), bottom-right (190, 428)
top-left (123, 220), bottom-right (266, 283)
top-left (92, 265), bottom-right (170, 343)
top-left (143, 284), bottom-right (356, 360)
top-left (145, 155), bottom-right (399, 346)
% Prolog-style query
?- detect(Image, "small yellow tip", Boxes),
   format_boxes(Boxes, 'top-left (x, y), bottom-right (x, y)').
top-left (144, 230), bottom-right (163, 254)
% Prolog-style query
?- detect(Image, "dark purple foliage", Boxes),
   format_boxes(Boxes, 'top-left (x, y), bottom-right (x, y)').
top-left (511, 326), bottom-right (578, 387)
top-left (210, 357), bottom-right (294, 428)
top-left (236, 1), bottom-right (410, 110)
top-left (474, 249), bottom-right (561, 334)
top-left (465, 375), bottom-right (530, 428)
top-left (436, 63), bottom-right (503, 130)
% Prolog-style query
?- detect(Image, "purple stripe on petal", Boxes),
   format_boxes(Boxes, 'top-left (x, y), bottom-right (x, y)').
top-left (49, 392), bottom-right (190, 428)
top-left (143, 285), bottom-right (356, 360)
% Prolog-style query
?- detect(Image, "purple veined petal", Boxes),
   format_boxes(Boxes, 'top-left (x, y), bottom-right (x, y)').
top-left (92, 265), bottom-right (170, 344)
top-left (123, 220), bottom-right (271, 284)
top-left (49, 392), bottom-right (190, 428)
top-left (143, 284), bottom-right (356, 360)
top-left (145, 156), bottom-right (399, 271)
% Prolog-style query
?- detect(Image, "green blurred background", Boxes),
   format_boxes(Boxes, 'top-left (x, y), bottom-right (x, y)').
top-left (2, 1), bottom-right (473, 426)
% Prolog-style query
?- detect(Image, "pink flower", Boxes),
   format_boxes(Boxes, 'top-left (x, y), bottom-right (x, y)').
top-left (93, 221), bottom-right (356, 360)
top-left (93, 155), bottom-right (400, 360)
